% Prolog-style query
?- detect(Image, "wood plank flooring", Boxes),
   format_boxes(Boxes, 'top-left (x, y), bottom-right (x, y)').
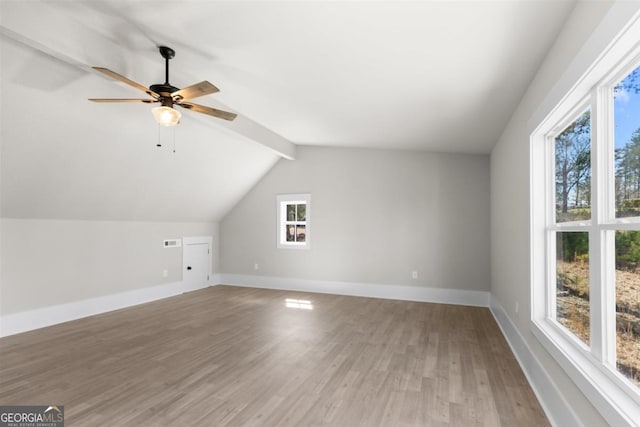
top-left (0, 285), bottom-right (549, 426)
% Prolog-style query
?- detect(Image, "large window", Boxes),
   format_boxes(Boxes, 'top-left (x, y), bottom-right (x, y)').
top-left (553, 109), bottom-right (592, 349)
top-left (276, 194), bottom-right (311, 249)
top-left (532, 23), bottom-right (640, 424)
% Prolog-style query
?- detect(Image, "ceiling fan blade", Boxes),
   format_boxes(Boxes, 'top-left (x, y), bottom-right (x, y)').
top-left (89, 98), bottom-right (157, 103)
top-left (171, 81), bottom-right (219, 101)
top-left (92, 67), bottom-right (159, 98)
top-left (177, 101), bottom-right (237, 121)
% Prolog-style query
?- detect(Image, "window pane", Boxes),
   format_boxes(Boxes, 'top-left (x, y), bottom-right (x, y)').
top-left (615, 231), bottom-right (640, 387)
top-left (296, 225), bottom-right (306, 242)
top-left (286, 224), bottom-right (295, 241)
top-left (287, 205), bottom-right (296, 221)
top-left (555, 110), bottom-right (591, 223)
top-left (556, 232), bottom-right (590, 345)
top-left (614, 64), bottom-right (640, 218)
top-left (296, 204), bottom-right (306, 221)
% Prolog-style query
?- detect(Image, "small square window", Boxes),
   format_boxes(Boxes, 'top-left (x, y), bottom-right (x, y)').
top-left (277, 194), bottom-right (311, 249)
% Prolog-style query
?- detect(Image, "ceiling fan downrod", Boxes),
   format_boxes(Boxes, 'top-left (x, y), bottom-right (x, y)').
top-left (149, 46), bottom-right (179, 106)
top-left (159, 46), bottom-right (175, 85)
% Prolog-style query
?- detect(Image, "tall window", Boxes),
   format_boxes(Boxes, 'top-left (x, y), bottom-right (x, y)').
top-left (549, 63), bottom-right (640, 388)
top-left (612, 65), bottom-right (640, 386)
top-left (277, 194), bottom-right (311, 249)
top-left (553, 109), bottom-right (592, 347)
top-left (532, 44), bottom-right (640, 423)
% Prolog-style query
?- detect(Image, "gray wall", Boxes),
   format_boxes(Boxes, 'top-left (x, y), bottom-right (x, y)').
top-left (0, 219), bottom-right (218, 314)
top-left (490, 1), bottom-right (623, 425)
top-left (221, 146), bottom-right (490, 291)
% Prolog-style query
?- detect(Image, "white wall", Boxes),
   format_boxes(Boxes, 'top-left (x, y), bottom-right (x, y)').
top-left (0, 218), bottom-right (218, 315)
top-left (490, 1), bottom-right (639, 425)
top-left (221, 146), bottom-right (490, 292)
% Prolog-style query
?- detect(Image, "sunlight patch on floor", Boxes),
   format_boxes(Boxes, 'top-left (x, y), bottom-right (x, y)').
top-left (285, 298), bottom-right (313, 310)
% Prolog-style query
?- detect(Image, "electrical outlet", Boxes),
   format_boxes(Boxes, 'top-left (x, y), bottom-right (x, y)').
top-left (163, 269), bottom-right (168, 278)
top-left (411, 271), bottom-right (418, 279)
top-left (254, 263), bottom-right (259, 271)
top-left (515, 301), bottom-right (519, 314)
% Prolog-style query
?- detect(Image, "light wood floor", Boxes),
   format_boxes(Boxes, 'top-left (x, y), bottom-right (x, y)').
top-left (0, 286), bottom-right (549, 426)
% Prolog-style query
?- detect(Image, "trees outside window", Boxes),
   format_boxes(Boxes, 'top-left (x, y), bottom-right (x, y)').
top-left (555, 110), bottom-right (591, 222)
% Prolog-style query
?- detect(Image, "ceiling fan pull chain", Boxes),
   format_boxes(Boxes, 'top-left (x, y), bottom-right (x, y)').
top-left (156, 124), bottom-right (177, 151)
top-left (171, 125), bottom-right (177, 153)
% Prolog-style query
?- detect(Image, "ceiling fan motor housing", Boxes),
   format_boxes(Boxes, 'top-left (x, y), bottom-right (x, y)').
top-left (150, 83), bottom-right (180, 107)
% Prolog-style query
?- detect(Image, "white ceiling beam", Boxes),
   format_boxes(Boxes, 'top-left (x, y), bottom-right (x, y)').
top-left (215, 114), bottom-right (296, 160)
top-left (0, 0), bottom-right (296, 160)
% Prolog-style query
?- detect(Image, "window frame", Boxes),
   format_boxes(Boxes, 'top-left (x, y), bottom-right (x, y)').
top-left (531, 14), bottom-right (640, 425)
top-left (276, 193), bottom-right (311, 249)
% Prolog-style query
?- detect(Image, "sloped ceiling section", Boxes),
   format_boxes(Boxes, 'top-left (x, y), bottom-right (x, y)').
top-left (0, 35), bottom-right (282, 222)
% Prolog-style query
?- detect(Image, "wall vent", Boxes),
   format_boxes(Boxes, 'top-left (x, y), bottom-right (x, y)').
top-left (163, 239), bottom-right (182, 248)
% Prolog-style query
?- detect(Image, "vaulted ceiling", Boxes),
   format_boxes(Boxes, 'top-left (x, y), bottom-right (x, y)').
top-left (1, 0), bottom-right (576, 222)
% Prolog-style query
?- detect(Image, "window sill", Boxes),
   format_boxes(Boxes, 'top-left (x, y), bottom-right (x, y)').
top-left (276, 243), bottom-right (310, 250)
top-left (531, 318), bottom-right (640, 426)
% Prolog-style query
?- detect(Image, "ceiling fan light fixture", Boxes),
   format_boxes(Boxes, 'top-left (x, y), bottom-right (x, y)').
top-left (152, 106), bottom-right (181, 126)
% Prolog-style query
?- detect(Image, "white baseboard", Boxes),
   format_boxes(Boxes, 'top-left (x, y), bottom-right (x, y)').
top-left (219, 274), bottom-right (490, 307)
top-left (489, 296), bottom-right (581, 427)
top-left (0, 276), bottom-right (220, 338)
top-left (0, 273), bottom-right (483, 337)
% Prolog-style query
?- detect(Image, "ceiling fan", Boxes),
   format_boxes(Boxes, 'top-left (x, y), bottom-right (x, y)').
top-left (89, 46), bottom-right (237, 126)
